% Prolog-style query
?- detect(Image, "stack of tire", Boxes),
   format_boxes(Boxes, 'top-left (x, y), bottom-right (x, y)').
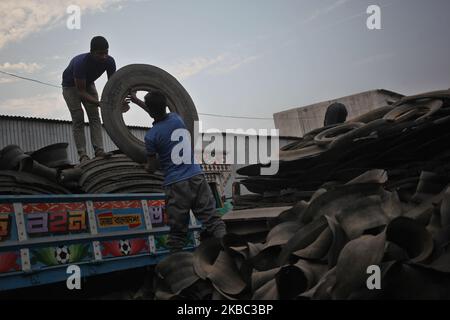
top-left (0, 144), bottom-right (73, 195)
top-left (154, 169), bottom-right (450, 300)
top-left (238, 89), bottom-right (450, 196)
top-left (77, 153), bottom-right (164, 194)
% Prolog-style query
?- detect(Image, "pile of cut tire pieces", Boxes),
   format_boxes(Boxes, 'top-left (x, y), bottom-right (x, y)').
top-left (153, 89), bottom-right (450, 300)
top-left (0, 144), bottom-right (164, 195)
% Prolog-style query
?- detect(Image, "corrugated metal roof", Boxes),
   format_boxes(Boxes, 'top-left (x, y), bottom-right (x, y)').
top-left (0, 115), bottom-right (297, 166)
top-left (0, 114), bottom-right (298, 139)
top-left (0, 114), bottom-right (152, 130)
top-left (0, 116), bottom-right (148, 163)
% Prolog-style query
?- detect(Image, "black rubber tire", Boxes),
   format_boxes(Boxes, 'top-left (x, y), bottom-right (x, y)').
top-left (414, 99), bottom-right (443, 123)
top-left (313, 122), bottom-right (365, 146)
top-left (330, 118), bottom-right (391, 149)
top-left (303, 124), bottom-right (339, 140)
top-left (383, 99), bottom-right (443, 123)
top-left (393, 89), bottom-right (450, 106)
top-left (349, 105), bottom-right (394, 123)
top-left (101, 64), bottom-right (199, 163)
top-left (383, 104), bottom-right (419, 122)
top-left (280, 138), bottom-right (315, 151)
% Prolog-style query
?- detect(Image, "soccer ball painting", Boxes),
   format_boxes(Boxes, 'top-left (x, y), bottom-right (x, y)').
top-left (54, 245), bottom-right (71, 264)
top-left (119, 240), bottom-right (131, 256)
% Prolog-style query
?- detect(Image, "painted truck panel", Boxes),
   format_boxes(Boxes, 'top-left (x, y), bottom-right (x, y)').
top-left (0, 194), bottom-right (201, 291)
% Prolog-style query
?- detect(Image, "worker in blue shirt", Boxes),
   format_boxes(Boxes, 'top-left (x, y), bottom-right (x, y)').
top-left (130, 90), bottom-right (227, 252)
top-left (62, 36), bottom-right (128, 163)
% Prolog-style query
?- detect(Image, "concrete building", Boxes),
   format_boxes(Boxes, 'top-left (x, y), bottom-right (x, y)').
top-left (273, 89), bottom-right (404, 137)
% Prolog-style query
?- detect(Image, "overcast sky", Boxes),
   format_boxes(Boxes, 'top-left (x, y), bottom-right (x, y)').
top-left (0, 0), bottom-right (449, 131)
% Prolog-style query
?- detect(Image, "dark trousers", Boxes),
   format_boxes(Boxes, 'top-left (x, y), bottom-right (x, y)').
top-left (164, 174), bottom-right (226, 251)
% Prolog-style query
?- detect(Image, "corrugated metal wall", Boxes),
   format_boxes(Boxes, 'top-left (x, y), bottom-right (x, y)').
top-left (0, 116), bottom-right (293, 166)
top-left (0, 116), bottom-right (148, 163)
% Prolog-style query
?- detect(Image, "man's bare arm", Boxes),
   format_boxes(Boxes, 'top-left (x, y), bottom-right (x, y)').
top-left (129, 91), bottom-right (149, 112)
top-left (74, 78), bottom-right (100, 106)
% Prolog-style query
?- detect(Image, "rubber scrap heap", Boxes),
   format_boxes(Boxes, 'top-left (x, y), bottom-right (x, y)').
top-left (0, 147), bottom-right (164, 195)
top-left (154, 89), bottom-right (450, 300)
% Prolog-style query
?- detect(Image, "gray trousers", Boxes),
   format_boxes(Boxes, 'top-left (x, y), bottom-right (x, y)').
top-left (62, 85), bottom-right (104, 157)
top-left (164, 174), bottom-right (227, 251)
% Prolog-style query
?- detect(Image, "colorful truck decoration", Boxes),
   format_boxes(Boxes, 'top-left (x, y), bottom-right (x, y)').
top-left (0, 194), bottom-right (201, 291)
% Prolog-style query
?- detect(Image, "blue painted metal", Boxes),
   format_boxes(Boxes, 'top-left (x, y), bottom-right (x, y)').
top-left (0, 226), bottom-right (201, 251)
top-left (0, 250), bottom-right (195, 291)
top-left (0, 193), bottom-right (201, 291)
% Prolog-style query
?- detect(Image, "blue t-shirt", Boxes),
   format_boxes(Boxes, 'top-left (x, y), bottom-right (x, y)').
top-left (145, 113), bottom-right (202, 186)
top-left (62, 53), bottom-right (116, 87)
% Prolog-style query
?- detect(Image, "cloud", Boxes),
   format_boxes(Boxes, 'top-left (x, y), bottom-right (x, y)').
top-left (166, 53), bottom-right (260, 80)
top-left (0, 0), bottom-right (125, 49)
top-left (0, 62), bottom-right (42, 73)
top-left (0, 92), bottom-right (70, 120)
top-left (209, 55), bottom-right (260, 75)
top-left (166, 55), bottom-right (227, 80)
top-left (303, 0), bottom-right (351, 23)
top-left (0, 77), bottom-right (18, 84)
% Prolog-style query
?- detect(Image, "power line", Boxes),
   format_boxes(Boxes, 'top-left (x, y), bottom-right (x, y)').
top-left (0, 70), bottom-right (62, 89)
top-left (0, 70), bottom-right (274, 120)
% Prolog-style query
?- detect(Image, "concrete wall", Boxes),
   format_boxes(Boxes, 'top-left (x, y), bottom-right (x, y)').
top-left (273, 89), bottom-right (403, 137)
